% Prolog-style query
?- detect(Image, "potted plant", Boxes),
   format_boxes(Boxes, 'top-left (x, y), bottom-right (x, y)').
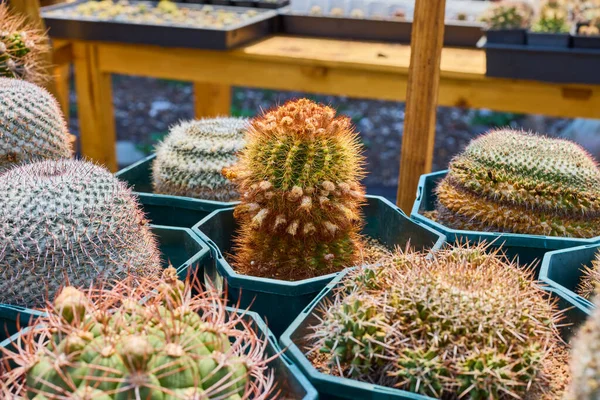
top-left (528, 0), bottom-right (571, 48)
top-left (573, 17), bottom-right (600, 48)
top-left (479, 0), bottom-right (533, 45)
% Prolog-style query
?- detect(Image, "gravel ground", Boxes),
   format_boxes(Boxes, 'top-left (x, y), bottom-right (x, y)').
top-left (67, 74), bottom-right (573, 200)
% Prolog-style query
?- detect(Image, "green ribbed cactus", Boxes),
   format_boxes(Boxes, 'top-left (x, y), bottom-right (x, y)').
top-left (1, 78), bottom-right (72, 168)
top-left (0, 3), bottom-right (49, 83)
top-left (308, 244), bottom-right (566, 399)
top-left (152, 117), bottom-right (247, 201)
top-left (0, 159), bottom-right (161, 308)
top-left (224, 98), bottom-right (367, 281)
top-left (433, 129), bottom-right (600, 237)
top-left (0, 268), bottom-right (276, 399)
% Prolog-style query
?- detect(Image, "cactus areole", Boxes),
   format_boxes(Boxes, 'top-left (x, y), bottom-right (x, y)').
top-left (434, 129), bottom-right (600, 238)
top-left (224, 98), bottom-right (367, 281)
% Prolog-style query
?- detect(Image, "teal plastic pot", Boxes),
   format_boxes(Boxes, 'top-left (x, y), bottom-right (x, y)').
top-left (0, 307), bottom-right (318, 400)
top-left (192, 195), bottom-right (446, 336)
top-left (280, 269), bottom-right (589, 400)
top-left (0, 225), bottom-right (210, 343)
top-left (116, 154), bottom-right (236, 228)
top-left (411, 171), bottom-right (600, 270)
top-left (539, 243), bottom-right (599, 313)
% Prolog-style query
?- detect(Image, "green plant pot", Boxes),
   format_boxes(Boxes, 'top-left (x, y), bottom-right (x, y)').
top-left (0, 307), bottom-right (318, 400)
top-left (279, 269), bottom-right (589, 400)
top-left (115, 154), bottom-right (237, 228)
top-left (411, 171), bottom-right (600, 271)
top-left (0, 225), bottom-right (210, 343)
top-left (539, 243), bottom-right (598, 313)
top-left (192, 195), bottom-right (446, 336)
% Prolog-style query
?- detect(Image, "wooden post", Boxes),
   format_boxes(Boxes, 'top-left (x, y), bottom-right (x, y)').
top-left (396, 0), bottom-right (446, 212)
top-left (194, 82), bottom-right (232, 118)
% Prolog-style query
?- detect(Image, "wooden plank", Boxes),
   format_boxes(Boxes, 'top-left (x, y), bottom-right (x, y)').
top-left (72, 42), bottom-right (117, 171)
top-left (53, 63), bottom-right (70, 119)
top-left (397, 0), bottom-right (446, 212)
top-left (194, 82), bottom-right (231, 118)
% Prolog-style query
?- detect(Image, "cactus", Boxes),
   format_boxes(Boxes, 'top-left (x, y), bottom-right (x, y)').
top-left (479, 1), bottom-right (533, 30)
top-left (0, 78), bottom-right (72, 168)
top-left (307, 244), bottom-right (566, 399)
top-left (0, 159), bottom-right (162, 308)
top-left (0, 268), bottom-right (276, 399)
top-left (152, 117), bottom-right (247, 201)
top-left (224, 98), bottom-right (367, 281)
top-left (531, 0), bottom-right (570, 33)
top-left (432, 129), bottom-right (600, 238)
top-left (577, 251), bottom-right (600, 299)
top-left (0, 3), bottom-right (49, 84)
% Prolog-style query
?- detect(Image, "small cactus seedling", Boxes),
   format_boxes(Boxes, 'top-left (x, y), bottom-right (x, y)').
top-left (531, 0), bottom-right (571, 33)
top-left (224, 98), bottom-right (367, 281)
top-left (0, 3), bottom-right (49, 84)
top-left (152, 117), bottom-right (248, 201)
top-left (479, 0), bottom-right (533, 29)
top-left (432, 129), bottom-right (600, 237)
top-left (307, 244), bottom-right (567, 399)
top-left (0, 78), bottom-right (72, 168)
top-left (0, 159), bottom-right (162, 308)
top-left (0, 268), bottom-right (278, 399)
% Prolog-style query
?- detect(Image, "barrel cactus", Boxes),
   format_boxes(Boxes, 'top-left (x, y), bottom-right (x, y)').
top-left (152, 117), bottom-right (247, 201)
top-left (0, 159), bottom-right (161, 308)
top-left (0, 3), bottom-right (49, 83)
top-left (223, 98), bottom-right (366, 281)
top-left (307, 244), bottom-right (567, 399)
top-left (432, 129), bottom-right (600, 238)
top-left (1, 78), bottom-right (72, 168)
top-left (0, 268), bottom-right (276, 399)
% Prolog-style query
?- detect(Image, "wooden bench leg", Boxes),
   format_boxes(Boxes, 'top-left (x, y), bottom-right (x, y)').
top-left (194, 82), bottom-right (231, 118)
top-left (73, 42), bottom-right (117, 171)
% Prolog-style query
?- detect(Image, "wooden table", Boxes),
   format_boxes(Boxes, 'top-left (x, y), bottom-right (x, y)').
top-left (69, 35), bottom-right (600, 210)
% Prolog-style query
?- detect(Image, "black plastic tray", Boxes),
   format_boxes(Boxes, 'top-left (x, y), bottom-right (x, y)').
top-left (483, 41), bottom-right (600, 84)
top-left (41, 0), bottom-right (278, 50)
top-left (279, 12), bottom-right (483, 47)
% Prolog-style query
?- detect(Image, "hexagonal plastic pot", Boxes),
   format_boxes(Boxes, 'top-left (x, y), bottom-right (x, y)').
top-left (116, 154), bottom-right (237, 228)
top-left (192, 195), bottom-right (446, 336)
top-left (279, 269), bottom-right (590, 400)
top-left (411, 171), bottom-right (600, 271)
top-left (539, 243), bottom-right (599, 314)
top-left (0, 225), bottom-right (210, 343)
top-left (0, 307), bottom-right (318, 400)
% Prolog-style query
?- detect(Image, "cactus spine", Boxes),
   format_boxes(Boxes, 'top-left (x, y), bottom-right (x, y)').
top-left (0, 78), bottom-right (72, 168)
top-left (0, 159), bottom-right (162, 308)
top-left (152, 117), bottom-right (248, 201)
top-left (224, 98), bottom-right (366, 281)
top-left (0, 269), bottom-right (276, 399)
top-left (308, 244), bottom-right (567, 399)
top-left (0, 3), bottom-right (49, 84)
top-left (433, 129), bottom-right (600, 237)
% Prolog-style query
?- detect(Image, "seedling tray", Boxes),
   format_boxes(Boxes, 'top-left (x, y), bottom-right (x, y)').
top-left (192, 195), bottom-right (446, 336)
top-left (116, 154), bottom-right (236, 228)
top-left (41, 0), bottom-right (278, 50)
top-left (0, 225), bottom-right (209, 342)
top-left (411, 171), bottom-right (600, 272)
top-left (279, 269), bottom-right (589, 400)
top-left (279, 12), bottom-right (483, 47)
top-left (0, 308), bottom-right (318, 400)
top-left (482, 41), bottom-right (600, 84)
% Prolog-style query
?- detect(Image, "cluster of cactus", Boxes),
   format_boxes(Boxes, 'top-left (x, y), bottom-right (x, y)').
top-left (0, 78), bottom-right (73, 168)
top-left (531, 0), bottom-right (571, 33)
top-left (152, 117), bottom-right (247, 202)
top-left (479, 1), bottom-right (533, 30)
top-left (431, 129), bottom-right (600, 238)
top-left (0, 3), bottom-right (49, 84)
top-left (224, 98), bottom-right (367, 281)
top-left (577, 251), bottom-right (600, 298)
top-left (0, 268), bottom-right (277, 399)
top-left (307, 244), bottom-right (567, 399)
top-left (579, 17), bottom-right (600, 35)
top-left (0, 159), bottom-right (162, 308)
